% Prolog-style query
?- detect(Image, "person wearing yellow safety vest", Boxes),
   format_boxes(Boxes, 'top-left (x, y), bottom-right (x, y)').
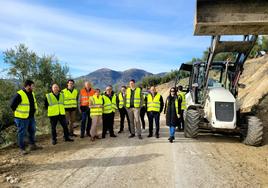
top-left (126, 79), bottom-right (143, 139)
top-left (89, 89), bottom-right (103, 141)
top-left (62, 79), bottom-right (79, 137)
top-left (145, 86), bottom-right (164, 138)
top-left (177, 85), bottom-right (186, 131)
top-left (116, 85), bottom-right (130, 133)
top-left (45, 84), bottom-right (74, 145)
top-left (164, 87), bottom-right (182, 143)
top-left (102, 85), bottom-right (117, 138)
top-left (10, 80), bottom-right (42, 155)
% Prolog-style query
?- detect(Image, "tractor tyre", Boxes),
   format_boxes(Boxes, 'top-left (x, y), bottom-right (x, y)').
top-left (184, 109), bottom-right (200, 138)
top-left (243, 116), bottom-right (263, 146)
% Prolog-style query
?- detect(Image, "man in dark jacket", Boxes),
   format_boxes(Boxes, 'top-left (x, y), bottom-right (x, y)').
top-left (45, 83), bottom-right (74, 145)
top-left (117, 86), bottom-right (131, 133)
top-left (145, 86), bottom-right (164, 138)
top-left (10, 80), bottom-right (42, 155)
top-left (102, 85), bottom-right (117, 138)
top-left (140, 93), bottom-right (147, 130)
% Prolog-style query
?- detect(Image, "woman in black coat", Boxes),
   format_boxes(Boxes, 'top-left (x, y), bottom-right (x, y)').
top-left (164, 87), bottom-right (182, 143)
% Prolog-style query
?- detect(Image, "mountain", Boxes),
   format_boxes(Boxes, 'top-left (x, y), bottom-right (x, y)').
top-left (77, 68), bottom-right (154, 89)
top-left (155, 72), bottom-right (167, 77)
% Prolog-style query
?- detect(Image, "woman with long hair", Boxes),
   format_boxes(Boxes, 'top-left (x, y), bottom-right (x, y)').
top-left (164, 87), bottom-right (182, 143)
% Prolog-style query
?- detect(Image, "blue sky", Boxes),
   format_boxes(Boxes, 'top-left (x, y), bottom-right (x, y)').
top-left (0, 0), bottom-right (210, 78)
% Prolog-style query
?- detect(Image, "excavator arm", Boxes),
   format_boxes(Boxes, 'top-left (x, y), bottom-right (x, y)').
top-left (194, 0), bottom-right (268, 99)
top-left (195, 0), bottom-right (268, 36)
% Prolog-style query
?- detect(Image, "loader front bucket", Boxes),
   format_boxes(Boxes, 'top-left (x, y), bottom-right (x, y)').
top-left (194, 0), bottom-right (268, 35)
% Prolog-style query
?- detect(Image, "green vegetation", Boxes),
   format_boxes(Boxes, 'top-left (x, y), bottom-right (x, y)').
top-left (0, 44), bottom-right (70, 145)
top-left (138, 70), bottom-right (189, 88)
top-left (249, 36), bottom-right (268, 58)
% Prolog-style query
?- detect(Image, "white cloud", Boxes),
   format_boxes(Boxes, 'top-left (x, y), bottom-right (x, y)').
top-left (0, 0), bottom-right (208, 77)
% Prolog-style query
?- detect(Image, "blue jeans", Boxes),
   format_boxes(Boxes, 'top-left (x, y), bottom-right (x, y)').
top-left (169, 123), bottom-right (176, 138)
top-left (14, 117), bottom-right (36, 150)
top-left (80, 109), bottom-right (91, 136)
top-left (148, 112), bottom-right (160, 135)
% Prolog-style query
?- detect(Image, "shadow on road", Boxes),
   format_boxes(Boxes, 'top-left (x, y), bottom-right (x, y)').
top-left (31, 127), bottom-right (243, 156)
top-left (0, 153), bottom-right (163, 173)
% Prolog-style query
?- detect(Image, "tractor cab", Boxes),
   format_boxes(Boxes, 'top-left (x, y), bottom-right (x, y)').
top-left (180, 0), bottom-right (268, 146)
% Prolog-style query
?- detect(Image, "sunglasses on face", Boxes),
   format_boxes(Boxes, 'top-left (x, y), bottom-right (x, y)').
top-left (170, 90), bottom-right (175, 92)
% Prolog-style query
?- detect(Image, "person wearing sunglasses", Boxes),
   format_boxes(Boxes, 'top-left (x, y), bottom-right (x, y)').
top-left (164, 87), bottom-right (182, 143)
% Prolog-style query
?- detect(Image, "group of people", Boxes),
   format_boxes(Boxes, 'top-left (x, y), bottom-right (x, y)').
top-left (10, 78), bottom-right (186, 155)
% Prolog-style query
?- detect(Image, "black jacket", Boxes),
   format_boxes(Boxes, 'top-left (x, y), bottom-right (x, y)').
top-left (164, 95), bottom-right (182, 126)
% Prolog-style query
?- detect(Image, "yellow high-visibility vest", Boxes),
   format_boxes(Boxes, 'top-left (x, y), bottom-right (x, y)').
top-left (126, 87), bottom-right (141, 108)
top-left (62, 88), bottom-right (78, 108)
top-left (147, 93), bottom-right (161, 112)
top-left (178, 91), bottom-right (186, 110)
top-left (46, 92), bottom-right (65, 117)
top-left (118, 92), bottom-right (125, 109)
top-left (14, 90), bottom-right (38, 119)
top-left (89, 95), bottom-right (103, 117)
top-left (102, 94), bottom-right (117, 114)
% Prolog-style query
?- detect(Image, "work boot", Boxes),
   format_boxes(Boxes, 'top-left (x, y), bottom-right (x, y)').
top-left (94, 135), bottom-right (100, 139)
top-left (70, 133), bottom-right (77, 137)
top-left (29, 144), bottom-right (43, 151)
top-left (128, 134), bottom-right (135, 138)
top-left (168, 136), bottom-right (174, 143)
top-left (52, 140), bottom-right (57, 145)
top-left (65, 138), bottom-right (74, 142)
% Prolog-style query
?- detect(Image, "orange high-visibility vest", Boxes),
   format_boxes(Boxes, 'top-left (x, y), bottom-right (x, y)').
top-left (80, 88), bottom-right (95, 107)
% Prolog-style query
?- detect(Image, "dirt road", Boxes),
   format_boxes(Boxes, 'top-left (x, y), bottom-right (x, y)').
top-left (1, 116), bottom-right (268, 188)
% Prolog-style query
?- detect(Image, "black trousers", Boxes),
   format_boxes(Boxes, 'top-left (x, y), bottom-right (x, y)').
top-left (177, 110), bottom-right (185, 130)
top-left (49, 115), bottom-right (70, 141)
top-left (102, 112), bottom-right (115, 137)
top-left (140, 106), bottom-right (147, 129)
top-left (119, 107), bottom-right (131, 132)
top-left (148, 111), bottom-right (160, 136)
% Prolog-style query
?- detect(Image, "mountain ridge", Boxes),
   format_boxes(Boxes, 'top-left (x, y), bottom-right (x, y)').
top-left (76, 68), bottom-right (166, 89)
